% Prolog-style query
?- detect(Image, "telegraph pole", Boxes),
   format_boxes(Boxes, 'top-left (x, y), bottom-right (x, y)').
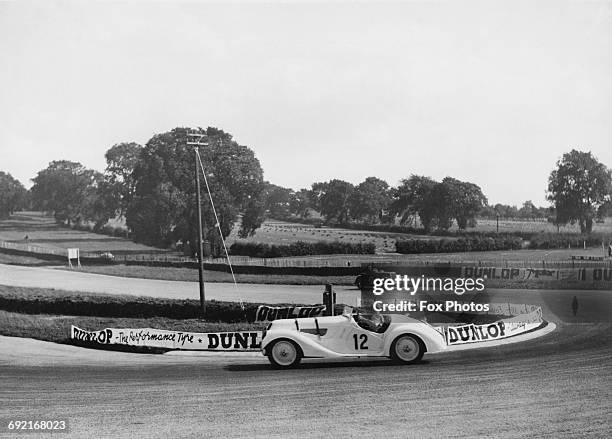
top-left (187, 131), bottom-right (208, 315)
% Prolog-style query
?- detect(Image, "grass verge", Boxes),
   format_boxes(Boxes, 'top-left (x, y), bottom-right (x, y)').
top-left (0, 285), bottom-right (270, 352)
top-left (0, 310), bottom-right (263, 343)
top-left (61, 264), bottom-right (355, 285)
top-left (0, 284), bottom-right (306, 321)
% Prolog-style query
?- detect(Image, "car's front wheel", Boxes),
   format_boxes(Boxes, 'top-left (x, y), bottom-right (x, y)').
top-left (390, 334), bottom-right (424, 364)
top-left (267, 339), bottom-right (302, 369)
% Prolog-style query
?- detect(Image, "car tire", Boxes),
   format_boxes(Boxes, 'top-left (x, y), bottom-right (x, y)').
top-left (390, 334), bottom-right (424, 364)
top-left (267, 339), bottom-right (302, 369)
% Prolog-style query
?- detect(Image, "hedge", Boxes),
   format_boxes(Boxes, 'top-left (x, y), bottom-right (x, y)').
top-left (528, 233), bottom-right (611, 250)
top-left (0, 291), bottom-right (276, 322)
top-left (0, 286), bottom-right (350, 322)
top-left (395, 236), bottom-right (523, 254)
top-left (229, 240), bottom-right (376, 258)
top-left (278, 217), bottom-right (536, 239)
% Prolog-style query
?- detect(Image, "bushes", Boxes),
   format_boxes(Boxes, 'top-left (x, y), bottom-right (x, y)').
top-left (0, 287), bottom-right (264, 322)
top-left (528, 233), bottom-right (611, 250)
top-left (396, 236), bottom-right (523, 254)
top-left (69, 221), bottom-right (128, 238)
top-left (0, 286), bottom-right (354, 323)
top-left (278, 216), bottom-right (537, 239)
top-left (229, 240), bottom-right (376, 258)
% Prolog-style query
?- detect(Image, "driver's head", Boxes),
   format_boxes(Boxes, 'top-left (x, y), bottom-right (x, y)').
top-left (371, 313), bottom-right (384, 327)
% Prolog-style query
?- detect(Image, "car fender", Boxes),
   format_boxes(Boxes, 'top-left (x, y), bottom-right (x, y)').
top-left (383, 324), bottom-right (447, 355)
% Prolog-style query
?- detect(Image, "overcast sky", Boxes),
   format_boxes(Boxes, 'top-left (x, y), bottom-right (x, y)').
top-left (1, 0), bottom-right (610, 206)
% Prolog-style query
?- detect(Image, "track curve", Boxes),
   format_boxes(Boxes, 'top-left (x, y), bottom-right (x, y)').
top-left (1, 307), bottom-right (610, 438)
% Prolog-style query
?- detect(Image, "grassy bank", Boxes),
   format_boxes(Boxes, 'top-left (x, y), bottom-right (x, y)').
top-left (0, 285), bottom-right (301, 321)
top-left (0, 252), bottom-right (53, 266)
top-left (0, 310), bottom-right (263, 344)
top-left (61, 264), bottom-right (356, 285)
top-left (0, 285), bottom-right (268, 349)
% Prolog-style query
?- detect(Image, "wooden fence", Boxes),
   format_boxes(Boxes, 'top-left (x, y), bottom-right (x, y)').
top-left (1, 239), bottom-right (610, 269)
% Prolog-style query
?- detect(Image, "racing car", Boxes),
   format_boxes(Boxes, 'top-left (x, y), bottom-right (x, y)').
top-left (261, 312), bottom-right (447, 368)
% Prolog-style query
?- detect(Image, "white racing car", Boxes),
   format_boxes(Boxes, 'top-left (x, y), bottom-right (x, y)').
top-left (261, 312), bottom-right (447, 368)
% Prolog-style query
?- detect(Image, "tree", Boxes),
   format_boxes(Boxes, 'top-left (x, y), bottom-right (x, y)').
top-left (289, 189), bottom-right (313, 218)
top-left (314, 179), bottom-right (354, 224)
top-left (597, 200), bottom-right (612, 220)
top-left (494, 203), bottom-right (519, 219)
top-left (428, 181), bottom-right (454, 230)
top-left (518, 200), bottom-right (537, 220)
top-left (349, 177), bottom-right (391, 223)
top-left (309, 181), bottom-right (329, 213)
top-left (390, 175), bottom-right (437, 230)
top-left (547, 150), bottom-right (612, 233)
top-left (126, 127), bottom-right (266, 255)
top-left (440, 177), bottom-right (487, 230)
top-left (102, 142), bottom-right (143, 218)
top-left (391, 175), bottom-right (487, 231)
top-left (263, 182), bottom-right (293, 219)
top-left (0, 172), bottom-right (27, 219)
top-left (30, 161), bottom-right (102, 225)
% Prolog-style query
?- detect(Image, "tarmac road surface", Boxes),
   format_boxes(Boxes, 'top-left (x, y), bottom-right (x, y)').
top-left (0, 263), bottom-right (609, 313)
top-left (0, 263), bottom-right (360, 305)
top-left (1, 321), bottom-right (610, 439)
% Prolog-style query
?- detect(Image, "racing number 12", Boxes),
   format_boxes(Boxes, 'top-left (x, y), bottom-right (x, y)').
top-left (353, 333), bottom-right (368, 350)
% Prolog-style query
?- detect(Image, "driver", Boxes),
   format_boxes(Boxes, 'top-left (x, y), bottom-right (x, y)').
top-left (356, 313), bottom-right (385, 332)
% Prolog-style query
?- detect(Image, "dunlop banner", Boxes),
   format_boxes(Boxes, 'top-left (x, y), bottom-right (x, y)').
top-left (487, 303), bottom-right (540, 316)
top-left (445, 308), bottom-right (543, 346)
top-left (583, 268), bottom-right (612, 282)
top-left (255, 305), bottom-right (326, 322)
top-left (461, 267), bottom-right (612, 282)
top-left (71, 326), bottom-right (262, 351)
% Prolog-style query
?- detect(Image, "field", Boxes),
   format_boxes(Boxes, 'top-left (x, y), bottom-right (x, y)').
top-left (228, 220), bottom-right (423, 252)
top-left (0, 212), bottom-right (178, 255)
top-left (227, 218), bottom-right (612, 253)
top-left (460, 218), bottom-right (612, 234)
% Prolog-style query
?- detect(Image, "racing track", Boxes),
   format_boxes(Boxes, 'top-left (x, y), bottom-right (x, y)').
top-left (0, 265), bottom-right (611, 438)
top-left (0, 263), bottom-right (359, 305)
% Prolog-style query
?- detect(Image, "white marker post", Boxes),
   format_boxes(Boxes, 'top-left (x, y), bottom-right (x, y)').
top-left (67, 248), bottom-right (81, 269)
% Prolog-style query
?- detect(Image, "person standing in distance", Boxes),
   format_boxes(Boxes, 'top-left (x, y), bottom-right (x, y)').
top-left (571, 295), bottom-right (579, 317)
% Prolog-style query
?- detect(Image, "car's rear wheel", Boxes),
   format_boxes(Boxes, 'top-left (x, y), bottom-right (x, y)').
top-left (268, 339), bottom-right (302, 369)
top-left (390, 334), bottom-right (424, 364)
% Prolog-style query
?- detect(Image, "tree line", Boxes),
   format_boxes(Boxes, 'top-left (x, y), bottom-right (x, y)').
top-left (265, 150), bottom-right (612, 235)
top-left (0, 124), bottom-right (610, 254)
top-left (24, 127), bottom-right (266, 256)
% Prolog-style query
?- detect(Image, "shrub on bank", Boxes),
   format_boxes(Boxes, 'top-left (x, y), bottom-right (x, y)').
top-left (395, 236), bottom-right (523, 254)
top-left (0, 286), bottom-right (349, 323)
top-left (229, 240), bottom-right (376, 258)
top-left (528, 233), bottom-right (611, 250)
top-left (0, 290), bottom-right (262, 321)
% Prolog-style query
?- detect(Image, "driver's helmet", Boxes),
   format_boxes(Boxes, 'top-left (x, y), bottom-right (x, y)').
top-left (356, 313), bottom-right (384, 332)
top-left (370, 313), bottom-right (384, 327)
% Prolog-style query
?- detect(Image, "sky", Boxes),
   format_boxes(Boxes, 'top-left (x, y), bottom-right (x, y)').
top-left (0, 0), bottom-right (610, 206)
